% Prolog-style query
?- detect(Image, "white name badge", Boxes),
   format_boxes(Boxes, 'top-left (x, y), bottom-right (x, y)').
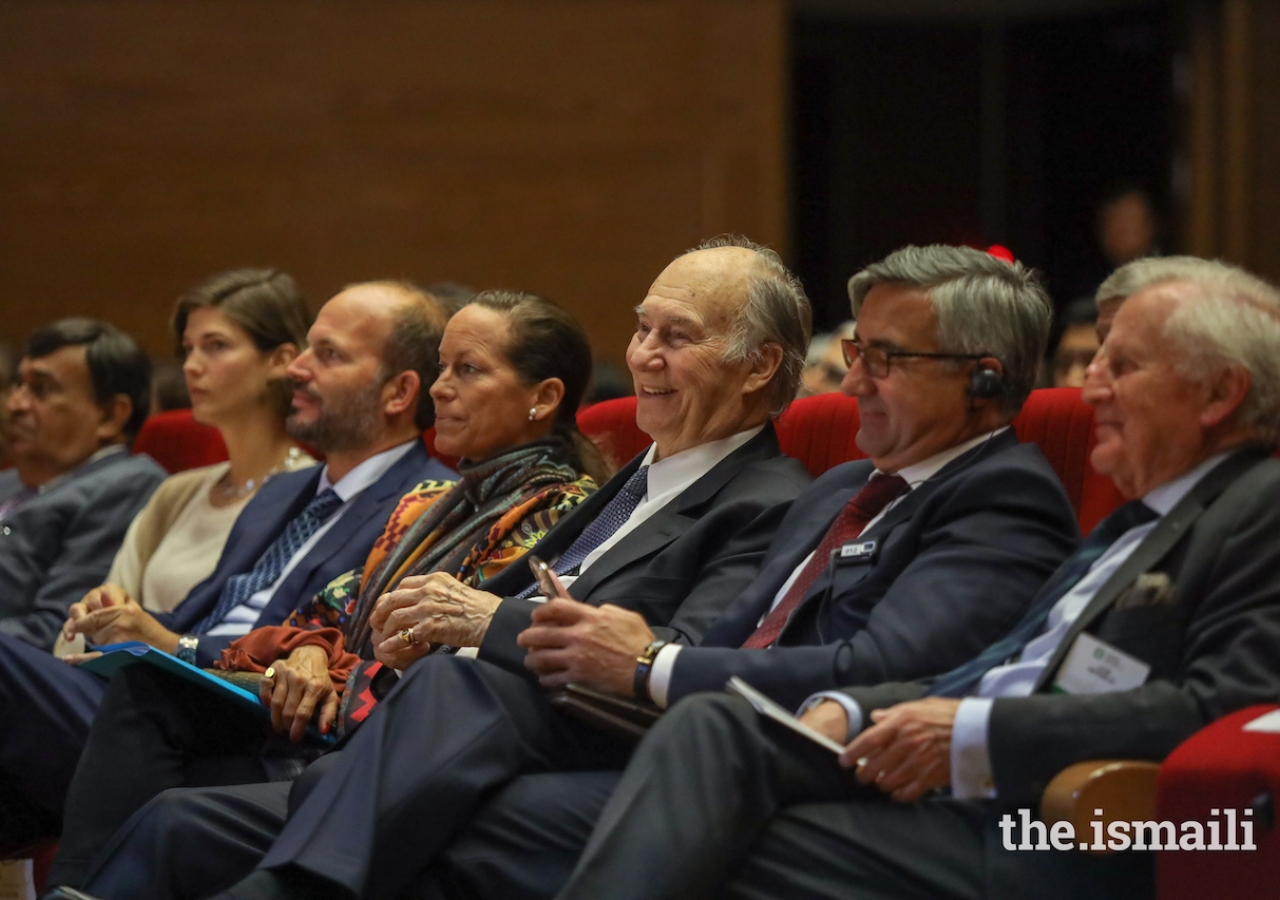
top-left (1052, 633), bottom-right (1150, 695)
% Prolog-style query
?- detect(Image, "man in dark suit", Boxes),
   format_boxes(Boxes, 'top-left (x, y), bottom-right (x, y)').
top-left (0, 281), bottom-right (454, 850)
top-left (66, 244), bottom-right (1082, 900)
top-left (0, 318), bottom-right (165, 650)
top-left (534, 258), bottom-right (1280, 900)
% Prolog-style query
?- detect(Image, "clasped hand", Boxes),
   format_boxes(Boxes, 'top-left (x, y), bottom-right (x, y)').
top-left (258, 644), bottom-right (338, 742)
top-left (518, 599), bottom-right (654, 697)
top-left (61, 584), bottom-right (179, 663)
top-left (368, 572), bottom-right (502, 669)
top-left (800, 697), bottom-right (961, 803)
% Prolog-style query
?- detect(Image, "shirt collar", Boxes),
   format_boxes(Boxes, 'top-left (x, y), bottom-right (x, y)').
top-left (637, 426), bottom-right (765, 500)
top-left (317, 440), bottom-right (415, 502)
top-left (877, 426), bottom-right (1008, 490)
top-left (1140, 451), bottom-right (1232, 516)
top-left (38, 444), bottom-right (129, 494)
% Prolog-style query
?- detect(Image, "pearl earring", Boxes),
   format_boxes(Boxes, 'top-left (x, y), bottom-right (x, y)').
top-left (528, 408), bottom-right (538, 422)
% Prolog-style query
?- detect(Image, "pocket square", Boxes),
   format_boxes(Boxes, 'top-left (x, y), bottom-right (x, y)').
top-left (1114, 572), bottom-right (1175, 609)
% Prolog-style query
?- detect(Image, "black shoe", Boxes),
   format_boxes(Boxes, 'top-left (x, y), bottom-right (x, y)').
top-left (38, 887), bottom-right (104, 900)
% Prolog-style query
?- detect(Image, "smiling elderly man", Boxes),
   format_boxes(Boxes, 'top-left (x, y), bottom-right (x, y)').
top-left (0, 319), bottom-right (165, 650)
top-left (541, 257), bottom-right (1280, 900)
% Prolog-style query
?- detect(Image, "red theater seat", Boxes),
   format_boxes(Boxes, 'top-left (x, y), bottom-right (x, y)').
top-left (133, 410), bottom-right (228, 473)
top-left (578, 388), bottom-right (1125, 531)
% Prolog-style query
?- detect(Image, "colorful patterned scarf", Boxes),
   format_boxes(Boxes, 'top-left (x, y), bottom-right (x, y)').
top-left (344, 439), bottom-right (584, 657)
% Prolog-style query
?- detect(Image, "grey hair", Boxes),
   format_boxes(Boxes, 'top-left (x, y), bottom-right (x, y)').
top-left (1095, 256), bottom-right (1278, 308)
top-left (686, 235), bottom-right (813, 416)
top-left (847, 245), bottom-right (1052, 413)
top-left (1137, 259), bottom-right (1280, 447)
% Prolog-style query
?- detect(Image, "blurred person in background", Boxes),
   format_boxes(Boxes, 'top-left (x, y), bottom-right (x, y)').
top-left (0, 319), bottom-right (164, 650)
top-left (799, 320), bottom-right (855, 396)
top-left (1050, 298), bottom-right (1099, 388)
top-left (57, 269), bottom-right (316, 662)
top-left (149, 357), bottom-right (192, 414)
top-left (1097, 183), bottom-right (1162, 270)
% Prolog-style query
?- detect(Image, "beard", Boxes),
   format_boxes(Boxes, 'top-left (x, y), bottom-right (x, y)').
top-left (286, 379), bottom-right (385, 453)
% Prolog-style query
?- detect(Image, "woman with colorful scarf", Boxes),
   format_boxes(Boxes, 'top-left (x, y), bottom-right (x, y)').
top-left (49, 291), bottom-right (611, 881)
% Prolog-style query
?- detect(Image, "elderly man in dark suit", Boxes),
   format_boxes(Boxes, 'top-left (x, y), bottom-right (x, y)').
top-left (0, 282), bottom-right (455, 852)
top-left (537, 258), bottom-right (1280, 900)
top-left (59, 243), bottom-right (1085, 900)
top-left (0, 319), bottom-right (165, 650)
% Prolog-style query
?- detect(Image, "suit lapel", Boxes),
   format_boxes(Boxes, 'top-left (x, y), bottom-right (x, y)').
top-left (568, 426), bottom-right (783, 601)
top-left (1034, 448), bottom-right (1268, 691)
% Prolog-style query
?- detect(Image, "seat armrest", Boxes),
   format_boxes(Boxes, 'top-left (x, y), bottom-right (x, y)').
top-left (1041, 759), bottom-right (1160, 853)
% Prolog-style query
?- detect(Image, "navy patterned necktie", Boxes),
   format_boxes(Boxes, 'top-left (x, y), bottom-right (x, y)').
top-left (193, 488), bottom-right (344, 634)
top-left (514, 465), bottom-right (649, 599)
top-left (928, 498), bottom-right (1159, 698)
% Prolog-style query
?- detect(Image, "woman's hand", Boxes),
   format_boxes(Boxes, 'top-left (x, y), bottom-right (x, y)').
top-left (63, 584), bottom-right (179, 653)
top-left (258, 644), bottom-right (339, 742)
top-left (370, 573), bottom-right (502, 668)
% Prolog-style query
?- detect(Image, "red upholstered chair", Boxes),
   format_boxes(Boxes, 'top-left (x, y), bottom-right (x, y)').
top-left (578, 388), bottom-right (1125, 532)
top-left (1154, 705), bottom-right (1280, 898)
top-left (132, 410), bottom-right (228, 474)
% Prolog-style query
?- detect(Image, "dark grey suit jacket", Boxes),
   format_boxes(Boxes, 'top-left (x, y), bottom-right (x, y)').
top-left (0, 450), bottom-right (166, 649)
top-left (477, 425), bottom-right (812, 673)
top-left (845, 447), bottom-right (1280, 809)
top-left (665, 431), bottom-right (1080, 708)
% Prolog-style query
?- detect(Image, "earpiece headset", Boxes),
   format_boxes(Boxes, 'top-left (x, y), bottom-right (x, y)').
top-left (967, 364), bottom-right (1004, 399)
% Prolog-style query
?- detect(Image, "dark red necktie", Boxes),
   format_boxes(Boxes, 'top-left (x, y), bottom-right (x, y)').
top-left (742, 473), bottom-right (908, 649)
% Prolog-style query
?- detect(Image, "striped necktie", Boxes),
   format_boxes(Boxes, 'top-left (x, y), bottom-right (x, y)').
top-left (514, 465), bottom-right (649, 600)
top-left (928, 498), bottom-right (1159, 698)
top-left (193, 488), bottom-right (344, 634)
top-left (742, 473), bottom-right (908, 649)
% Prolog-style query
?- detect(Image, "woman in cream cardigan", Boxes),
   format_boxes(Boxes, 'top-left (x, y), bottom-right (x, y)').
top-left (56, 269), bottom-right (314, 655)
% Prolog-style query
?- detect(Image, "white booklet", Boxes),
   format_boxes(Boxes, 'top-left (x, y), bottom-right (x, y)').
top-left (726, 676), bottom-right (847, 754)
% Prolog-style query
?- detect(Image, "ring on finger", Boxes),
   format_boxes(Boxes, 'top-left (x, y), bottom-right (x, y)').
top-left (399, 628), bottom-right (418, 646)
top-left (263, 666), bottom-right (276, 680)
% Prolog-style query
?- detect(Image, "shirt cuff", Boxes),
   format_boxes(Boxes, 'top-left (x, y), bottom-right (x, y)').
top-left (647, 644), bottom-right (682, 708)
top-left (799, 691), bottom-right (863, 742)
top-left (950, 697), bottom-right (997, 800)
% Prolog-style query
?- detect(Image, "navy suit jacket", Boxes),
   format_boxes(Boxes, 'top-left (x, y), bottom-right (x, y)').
top-left (666, 430), bottom-right (1081, 708)
top-left (0, 450), bottom-right (166, 650)
top-left (156, 441), bottom-right (454, 667)
top-left (478, 425), bottom-right (812, 673)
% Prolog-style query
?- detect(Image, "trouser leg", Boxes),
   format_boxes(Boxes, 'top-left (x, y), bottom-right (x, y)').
top-left (78, 781), bottom-right (292, 900)
top-left (50, 664), bottom-right (272, 886)
top-left (258, 654), bottom-right (625, 900)
top-left (556, 693), bottom-right (871, 900)
top-left (0, 633), bottom-right (105, 841)
top-left (417, 771), bottom-right (623, 900)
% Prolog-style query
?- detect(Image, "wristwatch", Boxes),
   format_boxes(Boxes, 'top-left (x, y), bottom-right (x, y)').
top-left (633, 639), bottom-right (669, 701)
top-left (175, 633), bottom-right (199, 665)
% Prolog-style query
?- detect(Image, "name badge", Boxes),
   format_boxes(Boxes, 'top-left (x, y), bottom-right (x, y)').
top-left (838, 540), bottom-right (877, 562)
top-left (1052, 633), bottom-right (1150, 695)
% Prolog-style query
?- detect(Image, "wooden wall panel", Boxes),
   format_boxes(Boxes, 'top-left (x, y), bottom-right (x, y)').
top-left (0, 0), bottom-right (787, 364)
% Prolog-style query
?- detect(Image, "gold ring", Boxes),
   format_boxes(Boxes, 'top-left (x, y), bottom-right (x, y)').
top-left (263, 666), bottom-right (276, 680)
top-left (399, 628), bottom-right (418, 646)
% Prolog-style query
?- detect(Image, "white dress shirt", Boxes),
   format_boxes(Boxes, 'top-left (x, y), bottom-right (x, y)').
top-left (205, 441), bottom-right (415, 637)
top-left (648, 428), bottom-right (1007, 708)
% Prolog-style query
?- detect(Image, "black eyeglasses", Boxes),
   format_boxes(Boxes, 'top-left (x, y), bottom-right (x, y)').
top-left (840, 338), bottom-right (983, 380)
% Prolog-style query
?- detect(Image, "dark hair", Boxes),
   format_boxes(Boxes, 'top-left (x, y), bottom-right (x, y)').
top-left (469, 290), bottom-right (613, 484)
top-left (171, 268), bottom-right (313, 416)
top-left (24, 318), bottom-right (151, 442)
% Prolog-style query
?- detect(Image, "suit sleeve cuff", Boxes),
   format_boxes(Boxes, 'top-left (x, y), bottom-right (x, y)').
top-left (648, 644), bottom-right (682, 708)
top-left (951, 697), bottom-right (996, 800)
top-left (799, 691), bottom-right (863, 742)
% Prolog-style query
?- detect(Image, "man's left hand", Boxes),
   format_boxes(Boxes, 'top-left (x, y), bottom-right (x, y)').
top-left (371, 572), bottom-right (502, 661)
top-left (839, 698), bottom-right (961, 802)
top-left (518, 600), bottom-right (654, 696)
